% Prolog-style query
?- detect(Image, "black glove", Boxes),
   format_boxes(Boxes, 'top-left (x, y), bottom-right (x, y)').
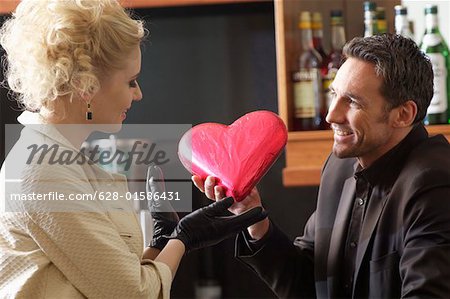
top-left (170, 197), bottom-right (268, 253)
top-left (146, 165), bottom-right (179, 250)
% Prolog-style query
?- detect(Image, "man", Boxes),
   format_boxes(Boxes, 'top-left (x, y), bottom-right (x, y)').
top-left (193, 34), bottom-right (450, 298)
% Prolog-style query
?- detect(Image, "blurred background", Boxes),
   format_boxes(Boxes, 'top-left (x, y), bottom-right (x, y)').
top-left (4, 0), bottom-right (447, 297)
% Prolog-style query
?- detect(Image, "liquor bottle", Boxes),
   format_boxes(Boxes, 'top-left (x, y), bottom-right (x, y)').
top-left (394, 5), bottom-right (414, 40)
top-left (363, 1), bottom-right (378, 37)
top-left (324, 10), bottom-right (346, 127)
top-left (292, 11), bottom-right (323, 131)
top-left (420, 5), bottom-right (450, 125)
top-left (312, 12), bottom-right (329, 76)
top-left (376, 7), bottom-right (387, 34)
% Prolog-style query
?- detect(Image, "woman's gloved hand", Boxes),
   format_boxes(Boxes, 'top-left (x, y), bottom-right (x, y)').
top-left (146, 165), bottom-right (179, 250)
top-left (169, 197), bottom-right (267, 253)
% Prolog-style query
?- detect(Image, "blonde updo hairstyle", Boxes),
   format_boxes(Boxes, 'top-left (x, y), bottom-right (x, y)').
top-left (0, 0), bottom-right (145, 117)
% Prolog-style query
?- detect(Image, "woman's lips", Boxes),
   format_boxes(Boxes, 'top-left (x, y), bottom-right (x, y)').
top-left (121, 110), bottom-right (127, 120)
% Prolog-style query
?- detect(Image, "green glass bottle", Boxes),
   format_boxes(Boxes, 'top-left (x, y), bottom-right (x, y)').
top-left (420, 5), bottom-right (450, 125)
top-left (363, 1), bottom-right (378, 37)
top-left (394, 5), bottom-right (414, 40)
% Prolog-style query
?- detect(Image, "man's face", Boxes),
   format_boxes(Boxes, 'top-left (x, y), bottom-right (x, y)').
top-left (326, 57), bottom-right (397, 168)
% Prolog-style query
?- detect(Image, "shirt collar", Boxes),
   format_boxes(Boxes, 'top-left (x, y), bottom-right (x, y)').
top-left (17, 111), bottom-right (126, 182)
top-left (17, 111), bottom-right (79, 152)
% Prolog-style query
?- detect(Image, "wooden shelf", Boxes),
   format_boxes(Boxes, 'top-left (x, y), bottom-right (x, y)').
top-left (283, 129), bottom-right (333, 187)
top-left (426, 124), bottom-right (450, 137)
top-left (0, 0), bottom-right (270, 14)
top-left (282, 125), bottom-right (450, 186)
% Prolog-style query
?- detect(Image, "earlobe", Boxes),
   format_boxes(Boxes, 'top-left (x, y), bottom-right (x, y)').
top-left (393, 100), bottom-right (417, 128)
top-left (78, 92), bottom-right (91, 103)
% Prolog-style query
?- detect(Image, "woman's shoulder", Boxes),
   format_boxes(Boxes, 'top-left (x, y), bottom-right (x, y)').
top-left (5, 126), bottom-right (87, 181)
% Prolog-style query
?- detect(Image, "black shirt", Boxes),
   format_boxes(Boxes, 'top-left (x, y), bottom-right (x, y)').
top-left (339, 124), bottom-right (428, 297)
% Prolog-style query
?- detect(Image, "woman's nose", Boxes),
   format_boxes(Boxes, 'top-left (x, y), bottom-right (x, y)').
top-left (133, 83), bottom-right (143, 101)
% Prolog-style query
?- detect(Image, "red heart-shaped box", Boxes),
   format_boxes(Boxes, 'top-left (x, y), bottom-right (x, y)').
top-left (178, 110), bottom-right (288, 201)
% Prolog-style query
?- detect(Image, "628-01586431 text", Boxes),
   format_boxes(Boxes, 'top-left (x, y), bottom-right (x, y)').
top-left (89, 191), bottom-right (181, 201)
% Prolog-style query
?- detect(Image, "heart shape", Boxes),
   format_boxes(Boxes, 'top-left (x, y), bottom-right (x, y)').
top-left (178, 110), bottom-right (287, 201)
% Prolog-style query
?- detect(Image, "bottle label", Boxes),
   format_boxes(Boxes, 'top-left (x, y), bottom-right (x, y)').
top-left (422, 33), bottom-right (442, 47)
top-left (324, 68), bottom-right (338, 109)
top-left (426, 53), bottom-right (448, 114)
top-left (377, 20), bottom-right (387, 34)
top-left (293, 69), bottom-right (317, 118)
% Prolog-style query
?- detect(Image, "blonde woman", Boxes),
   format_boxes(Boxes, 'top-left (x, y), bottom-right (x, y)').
top-left (0, 1), bottom-right (266, 297)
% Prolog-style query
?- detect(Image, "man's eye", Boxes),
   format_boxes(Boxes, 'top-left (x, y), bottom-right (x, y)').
top-left (348, 98), bottom-right (361, 107)
top-left (329, 90), bottom-right (337, 98)
top-left (129, 80), bottom-right (138, 88)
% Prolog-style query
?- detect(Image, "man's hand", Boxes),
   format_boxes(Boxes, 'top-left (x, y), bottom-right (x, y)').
top-left (192, 175), bottom-right (270, 240)
top-left (170, 197), bottom-right (267, 252)
top-left (146, 165), bottom-right (179, 250)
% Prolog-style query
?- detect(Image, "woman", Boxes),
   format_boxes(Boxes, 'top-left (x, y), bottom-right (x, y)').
top-left (0, 1), bottom-right (266, 297)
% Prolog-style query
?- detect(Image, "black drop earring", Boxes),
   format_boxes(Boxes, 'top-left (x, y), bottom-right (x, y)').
top-left (86, 102), bottom-right (92, 120)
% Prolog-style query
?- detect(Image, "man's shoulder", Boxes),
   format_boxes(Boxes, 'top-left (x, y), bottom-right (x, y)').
top-left (409, 134), bottom-right (450, 168)
top-left (398, 134), bottom-right (450, 190)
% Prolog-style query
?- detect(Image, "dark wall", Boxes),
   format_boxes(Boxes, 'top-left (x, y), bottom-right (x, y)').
top-left (0, 3), bottom-right (319, 298)
top-left (129, 3), bottom-right (277, 126)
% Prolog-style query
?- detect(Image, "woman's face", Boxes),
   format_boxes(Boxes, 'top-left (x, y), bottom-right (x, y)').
top-left (90, 46), bottom-right (142, 125)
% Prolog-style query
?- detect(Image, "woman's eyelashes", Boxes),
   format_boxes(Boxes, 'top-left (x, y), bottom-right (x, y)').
top-left (129, 79), bottom-right (138, 88)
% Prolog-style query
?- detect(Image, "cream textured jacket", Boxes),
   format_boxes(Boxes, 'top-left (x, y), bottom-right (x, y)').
top-left (0, 112), bottom-right (172, 298)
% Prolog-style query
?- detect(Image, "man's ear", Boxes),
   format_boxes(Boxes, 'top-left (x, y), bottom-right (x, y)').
top-left (392, 100), bottom-right (417, 128)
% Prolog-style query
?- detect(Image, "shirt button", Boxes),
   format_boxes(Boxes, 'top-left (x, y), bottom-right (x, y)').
top-left (357, 197), bottom-right (365, 206)
top-left (350, 241), bottom-right (357, 248)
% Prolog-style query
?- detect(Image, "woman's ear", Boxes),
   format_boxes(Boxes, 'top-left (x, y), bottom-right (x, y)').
top-left (77, 91), bottom-right (91, 103)
top-left (392, 100), bottom-right (417, 128)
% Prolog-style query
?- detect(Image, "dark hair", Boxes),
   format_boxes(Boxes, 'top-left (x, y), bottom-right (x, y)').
top-left (343, 34), bottom-right (433, 124)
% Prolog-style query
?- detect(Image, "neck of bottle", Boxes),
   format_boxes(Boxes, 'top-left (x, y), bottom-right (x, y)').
top-left (425, 13), bottom-right (439, 33)
top-left (331, 24), bottom-right (346, 51)
top-left (313, 28), bottom-right (324, 49)
top-left (301, 27), bottom-right (314, 51)
top-left (395, 14), bottom-right (410, 34)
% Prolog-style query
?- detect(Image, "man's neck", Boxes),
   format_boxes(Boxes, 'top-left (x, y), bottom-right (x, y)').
top-left (357, 126), bottom-right (414, 169)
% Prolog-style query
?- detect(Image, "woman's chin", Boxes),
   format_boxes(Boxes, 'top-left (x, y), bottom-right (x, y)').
top-left (94, 123), bottom-right (123, 133)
